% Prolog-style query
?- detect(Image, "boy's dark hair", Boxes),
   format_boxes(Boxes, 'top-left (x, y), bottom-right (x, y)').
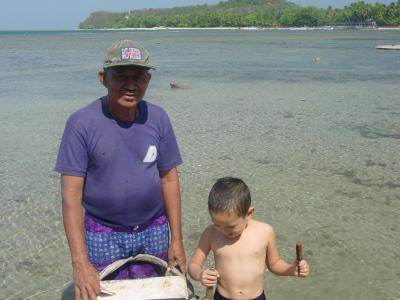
top-left (208, 177), bottom-right (251, 217)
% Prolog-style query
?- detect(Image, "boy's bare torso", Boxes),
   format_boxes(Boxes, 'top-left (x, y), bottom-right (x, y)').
top-left (211, 219), bottom-right (271, 299)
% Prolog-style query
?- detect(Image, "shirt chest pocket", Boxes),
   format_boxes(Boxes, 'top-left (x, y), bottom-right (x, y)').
top-left (142, 145), bottom-right (157, 163)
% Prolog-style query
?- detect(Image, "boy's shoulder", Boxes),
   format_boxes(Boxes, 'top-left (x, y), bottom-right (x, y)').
top-left (198, 224), bottom-right (218, 244)
top-left (203, 224), bottom-right (216, 235)
top-left (249, 219), bottom-right (275, 234)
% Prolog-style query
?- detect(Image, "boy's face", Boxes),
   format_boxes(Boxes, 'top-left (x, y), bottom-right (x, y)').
top-left (210, 208), bottom-right (254, 239)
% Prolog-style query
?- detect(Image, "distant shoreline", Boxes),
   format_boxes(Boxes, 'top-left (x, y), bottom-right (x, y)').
top-left (77, 26), bottom-right (400, 31)
top-left (1, 26), bottom-right (400, 32)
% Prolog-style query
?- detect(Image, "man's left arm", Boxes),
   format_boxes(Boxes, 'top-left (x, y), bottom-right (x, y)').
top-left (160, 167), bottom-right (186, 273)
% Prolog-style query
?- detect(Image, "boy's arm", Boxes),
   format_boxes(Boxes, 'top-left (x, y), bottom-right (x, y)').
top-left (188, 226), bottom-right (219, 286)
top-left (265, 225), bottom-right (297, 276)
top-left (188, 227), bottom-right (211, 280)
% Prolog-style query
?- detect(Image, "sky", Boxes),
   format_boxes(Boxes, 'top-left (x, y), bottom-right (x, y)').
top-left (0, 0), bottom-right (396, 30)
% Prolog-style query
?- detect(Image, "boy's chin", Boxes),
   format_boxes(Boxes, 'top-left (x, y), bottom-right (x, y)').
top-left (224, 232), bottom-right (241, 239)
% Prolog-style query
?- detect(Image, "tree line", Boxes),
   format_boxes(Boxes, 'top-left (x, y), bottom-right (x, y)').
top-left (79, 0), bottom-right (400, 29)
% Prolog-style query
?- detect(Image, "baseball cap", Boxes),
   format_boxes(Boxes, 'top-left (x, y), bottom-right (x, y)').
top-left (103, 40), bottom-right (154, 69)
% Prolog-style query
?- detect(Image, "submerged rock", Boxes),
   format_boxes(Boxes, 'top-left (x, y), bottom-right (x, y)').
top-left (170, 81), bottom-right (192, 89)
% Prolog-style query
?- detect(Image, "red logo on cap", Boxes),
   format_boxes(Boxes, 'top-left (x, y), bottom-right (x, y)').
top-left (120, 47), bottom-right (142, 60)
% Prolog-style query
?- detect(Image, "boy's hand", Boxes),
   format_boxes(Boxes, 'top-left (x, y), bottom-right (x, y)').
top-left (199, 268), bottom-right (219, 287)
top-left (294, 241), bottom-right (309, 277)
top-left (294, 259), bottom-right (310, 277)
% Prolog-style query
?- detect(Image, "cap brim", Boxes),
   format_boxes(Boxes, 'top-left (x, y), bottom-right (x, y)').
top-left (103, 61), bottom-right (155, 70)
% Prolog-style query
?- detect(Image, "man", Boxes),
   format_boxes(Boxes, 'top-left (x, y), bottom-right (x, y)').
top-left (55, 40), bottom-right (185, 300)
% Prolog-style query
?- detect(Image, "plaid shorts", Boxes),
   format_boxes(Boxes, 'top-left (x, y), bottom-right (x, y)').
top-left (84, 214), bottom-right (169, 280)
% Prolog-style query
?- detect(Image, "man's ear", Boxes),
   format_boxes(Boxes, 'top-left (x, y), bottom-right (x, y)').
top-left (98, 70), bottom-right (106, 87)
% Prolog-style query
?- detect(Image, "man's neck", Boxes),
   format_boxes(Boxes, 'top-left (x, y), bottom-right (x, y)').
top-left (106, 97), bottom-right (139, 122)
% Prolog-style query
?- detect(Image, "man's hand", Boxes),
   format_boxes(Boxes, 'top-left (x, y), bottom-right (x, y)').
top-left (168, 237), bottom-right (186, 274)
top-left (72, 260), bottom-right (100, 300)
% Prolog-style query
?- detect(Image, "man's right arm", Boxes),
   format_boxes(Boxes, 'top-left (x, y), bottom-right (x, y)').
top-left (62, 175), bottom-right (100, 300)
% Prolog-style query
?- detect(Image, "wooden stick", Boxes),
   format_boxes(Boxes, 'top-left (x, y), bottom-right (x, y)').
top-left (205, 286), bottom-right (214, 300)
top-left (296, 241), bottom-right (303, 262)
top-left (296, 241), bottom-right (303, 275)
top-left (205, 267), bottom-right (215, 300)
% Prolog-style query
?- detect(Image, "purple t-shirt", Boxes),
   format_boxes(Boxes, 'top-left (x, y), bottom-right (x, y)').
top-left (55, 97), bottom-right (182, 227)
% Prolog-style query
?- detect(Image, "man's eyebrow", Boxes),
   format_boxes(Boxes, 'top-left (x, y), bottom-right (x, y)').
top-left (115, 67), bottom-right (147, 73)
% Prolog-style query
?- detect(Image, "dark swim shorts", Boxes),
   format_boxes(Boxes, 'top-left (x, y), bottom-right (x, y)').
top-left (84, 214), bottom-right (169, 280)
top-left (214, 289), bottom-right (266, 300)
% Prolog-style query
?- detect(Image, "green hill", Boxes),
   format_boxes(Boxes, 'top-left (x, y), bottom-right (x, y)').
top-left (79, 0), bottom-right (400, 29)
top-left (79, 0), bottom-right (295, 28)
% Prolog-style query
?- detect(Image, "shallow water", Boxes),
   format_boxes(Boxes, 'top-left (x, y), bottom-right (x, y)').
top-left (0, 29), bottom-right (399, 300)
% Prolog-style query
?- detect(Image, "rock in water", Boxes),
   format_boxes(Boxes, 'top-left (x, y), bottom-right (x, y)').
top-left (170, 81), bottom-right (192, 89)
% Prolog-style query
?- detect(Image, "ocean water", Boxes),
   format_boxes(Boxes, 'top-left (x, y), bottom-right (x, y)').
top-left (0, 29), bottom-right (399, 300)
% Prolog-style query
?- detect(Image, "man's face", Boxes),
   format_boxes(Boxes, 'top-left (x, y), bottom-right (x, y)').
top-left (100, 66), bottom-right (151, 108)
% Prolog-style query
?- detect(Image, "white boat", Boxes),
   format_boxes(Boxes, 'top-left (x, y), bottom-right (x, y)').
top-left (375, 44), bottom-right (400, 50)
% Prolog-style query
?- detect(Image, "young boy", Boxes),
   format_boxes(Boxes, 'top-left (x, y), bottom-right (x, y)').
top-left (188, 177), bottom-right (310, 300)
